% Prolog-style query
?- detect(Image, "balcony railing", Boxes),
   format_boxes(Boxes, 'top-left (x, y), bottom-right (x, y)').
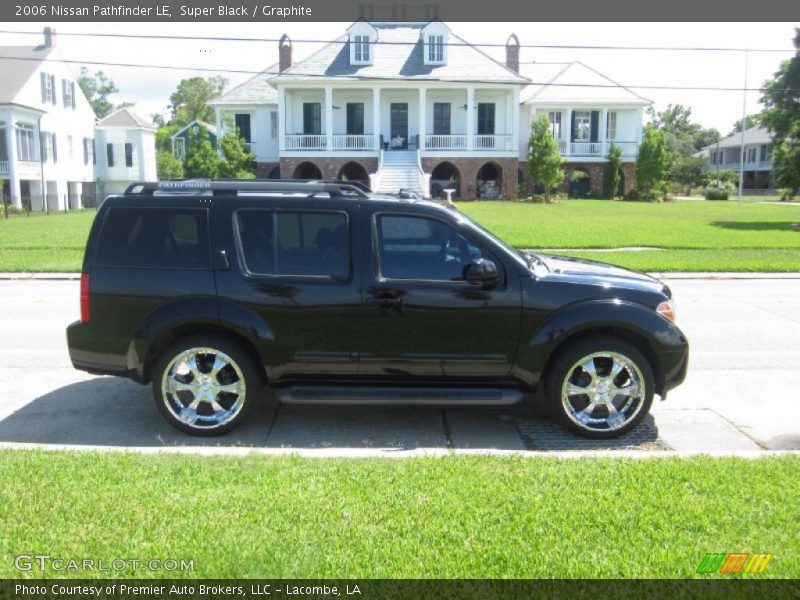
top-left (285, 135), bottom-right (326, 150)
top-left (570, 142), bottom-right (603, 156)
top-left (0, 160), bottom-right (8, 176)
top-left (18, 160), bottom-right (41, 177)
top-left (332, 134), bottom-right (375, 151)
top-left (474, 134), bottom-right (514, 151)
top-left (552, 140), bottom-right (639, 158)
top-left (425, 135), bottom-right (467, 150)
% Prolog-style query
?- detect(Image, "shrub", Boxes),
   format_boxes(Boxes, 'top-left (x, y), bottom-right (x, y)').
top-left (705, 186), bottom-right (729, 200)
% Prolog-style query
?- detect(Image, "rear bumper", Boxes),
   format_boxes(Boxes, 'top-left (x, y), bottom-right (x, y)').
top-left (66, 320), bottom-right (130, 378)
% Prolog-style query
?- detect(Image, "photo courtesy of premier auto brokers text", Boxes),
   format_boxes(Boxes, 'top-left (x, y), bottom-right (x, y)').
top-left (0, 0), bottom-right (798, 595)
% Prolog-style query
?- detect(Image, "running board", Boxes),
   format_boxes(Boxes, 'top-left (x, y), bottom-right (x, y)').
top-left (276, 386), bottom-right (524, 406)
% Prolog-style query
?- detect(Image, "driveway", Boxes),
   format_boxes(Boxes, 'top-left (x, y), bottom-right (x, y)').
top-left (0, 277), bottom-right (798, 454)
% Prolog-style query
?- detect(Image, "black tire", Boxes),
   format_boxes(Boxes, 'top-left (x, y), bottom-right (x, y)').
top-left (545, 336), bottom-right (655, 439)
top-left (152, 334), bottom-right (260, 436)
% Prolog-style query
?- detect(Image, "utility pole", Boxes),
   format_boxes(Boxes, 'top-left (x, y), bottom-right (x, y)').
top-left (738, 50), bottom-right (748, 207)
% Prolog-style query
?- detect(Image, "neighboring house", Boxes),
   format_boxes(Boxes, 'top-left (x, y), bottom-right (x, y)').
top-left (520, 61), bottom-right (650, 196)
top-left (0, 28), bottom-right (95, 210)
top-left (697, 126), bottom-right (774, 191)
top-left (170, 120), bottom-right (218, 162)
top-left (209, 19), bottom-right (651, 199)
top-left (94, 108), bottom-right (157, 197)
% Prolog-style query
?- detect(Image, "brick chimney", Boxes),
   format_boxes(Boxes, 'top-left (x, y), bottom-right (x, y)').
top-left (279, 34), bottom-right (292, 72)
top-left (43, 27), bottom-right (56, 49)
top-left (506, 34), bottom-right (519, 73)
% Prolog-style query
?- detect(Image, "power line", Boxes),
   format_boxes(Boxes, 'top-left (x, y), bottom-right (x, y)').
top-left (0, 28), bottom-right (794, 53)
top-left (1, 53), bottom-right (795, 93)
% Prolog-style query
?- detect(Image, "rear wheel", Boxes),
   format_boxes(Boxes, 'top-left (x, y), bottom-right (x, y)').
top-left (153, 335), bottom-right (258, 436)
top-left (546, 337), bottom-right (654, 439)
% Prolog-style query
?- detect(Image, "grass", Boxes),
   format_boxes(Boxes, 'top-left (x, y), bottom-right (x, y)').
top-left (1, 450), bottom-right (798, 579)
top-left (0, 200), bottom-right (799, 272)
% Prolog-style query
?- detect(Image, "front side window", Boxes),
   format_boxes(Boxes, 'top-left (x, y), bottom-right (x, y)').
top-left (606, 111), bottom-right (617, 140)
top-left (573, 111), bottom-right (591, 141)
top-left (173, 138), bottom-right (185, 160)
top-left (428, 35), bottom-right (444, 62)
top-left (376, 214), bottom-right (486, 282)
top-left (270, 111), bottom-right (278, 139)
top-left (236, 210), bottom-right (348, 278)
top-left (95, 208), bottom-right (210, 270)
top-left (302, 103), bottom-right (322, 135)
top-left (353, 35), bottom-right (370, 62)
top-left (63, 79), bottom-right (75, 109)
top-left (548, 111), bottom-right (562, 139)
top-left (16, 124), bottom-right (37, 161)
top-left (41, 73), bottom-right (56, 104)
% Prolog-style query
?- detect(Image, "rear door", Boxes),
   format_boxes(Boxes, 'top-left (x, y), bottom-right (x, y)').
top-left (358, 208), bottom-right (522, 381)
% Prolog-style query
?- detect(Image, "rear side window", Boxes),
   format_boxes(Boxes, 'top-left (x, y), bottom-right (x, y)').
top-left (236, 209), bottom-right (348, 278)
top-left (94, 207), bottom-right (210, 270)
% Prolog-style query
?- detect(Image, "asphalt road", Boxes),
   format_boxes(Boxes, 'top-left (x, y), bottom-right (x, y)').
top-left (0, 277), bottom-right (798, 453)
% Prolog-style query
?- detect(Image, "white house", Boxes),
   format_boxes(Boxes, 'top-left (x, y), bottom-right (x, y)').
top-left (94, 108), bottom-right (157, 197)
top-left (0, 28), bottom-right (95, 210)
top-left (697, 126), bottom-right (775, 191)
top-left (210, 19), bottom-right (651, 199)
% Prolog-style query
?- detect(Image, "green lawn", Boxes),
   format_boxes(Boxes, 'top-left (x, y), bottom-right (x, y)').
top-left (1, 200), bottom-right (799, 272)
top-left (1, 451), bottom-right (797, 578)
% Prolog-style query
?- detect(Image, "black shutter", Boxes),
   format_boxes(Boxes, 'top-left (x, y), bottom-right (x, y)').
top-left (125, 143), bottom-right (133, 167)
top-left (50, 75), bottom-right (56, 105)
top-left (106, 143), bottom-right (114, 167)
top-left (346, 103), bottom-right (364, 135)
top-left (71, 82), bottom-right (76, 109)
top-left (433, 103), bottom-right (451, 135)
top-left (83, 138), bottom-right (88, 165)
top-left (62, 79), bottom-right (67, 107)
top-left (40, 132), bottom-right (48, 161)
top-left (590, 111), bottom-right (599, 143)
top-left (41, 73), bottom-right (47, 103)
top-left (51, 133), bottom-right (57, 163)
top-left (92, 139), bottom-right (96, 165)
top-left (303, 104), bottom-right (322, 135)
top-left (571, 112), bottom-right (576, 142)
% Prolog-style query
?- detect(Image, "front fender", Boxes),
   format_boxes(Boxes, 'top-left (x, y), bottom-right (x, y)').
top-left (513, 299), bottom-right (688, 390)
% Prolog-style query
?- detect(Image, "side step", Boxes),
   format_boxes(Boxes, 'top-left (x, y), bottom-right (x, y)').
top-left (276, 386), bottom-right (524, 406)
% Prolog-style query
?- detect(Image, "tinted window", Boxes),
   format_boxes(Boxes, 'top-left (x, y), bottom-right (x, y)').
top-left (376, 215), bottom-right (485, 281)
top-left (95, 208), bottom-right (210, 270)
top-left (236, 210), bottom-right (348, 278)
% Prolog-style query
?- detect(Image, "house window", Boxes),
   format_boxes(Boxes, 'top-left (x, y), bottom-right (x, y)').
top-left (353, 35), bottom-right (370, 63)
top-left (270, 111), bottom-right (278, 139)
top-left (765, 145), bottom-right (773, 160)
top-left (40, 73), bottom-right (56, 105)
top-left (573, 111), bottom-right (591, 141)
top-left (606, 111), bottom-right (617, 140)
top-left (477, 103), bottom-right (495, 135)
top-left (433, 103), bottom-right (451, 136)
top-left (428, 35), bottom-right (444, 63)
top-left (63, 80), bottom-right (75, 109)
top-left (234, 114), bottom-right (251, 143)
top-left (106, 143), bottom-right (114, 167)
top-left (303, 103), bottom-right (322, 135)
top-left (67, 135), bottom-right (74, 162)
top-left (346, 103), bottom-right (364, 135)
top-left (83, 138), bottom-right (90, 165)
top-left (710, 151), bottom-right (716, 164)
top-left (173, 138), bottom-right (186, 160)
top-left (125, 143), bottom-right (134, 167)
top-left (547, 111), bottom-right (562, 139)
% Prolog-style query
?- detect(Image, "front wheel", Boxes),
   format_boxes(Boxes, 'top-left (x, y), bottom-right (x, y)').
top-left (153, 335), bottom-right (258, 436)
top-left (546, 337), bottom-right (655, 439)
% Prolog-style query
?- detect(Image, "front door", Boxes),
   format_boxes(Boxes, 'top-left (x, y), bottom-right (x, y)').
top-left (390, 103), bottom-right (408, 147)
top-left (358, 210), bottom-right (522, 381)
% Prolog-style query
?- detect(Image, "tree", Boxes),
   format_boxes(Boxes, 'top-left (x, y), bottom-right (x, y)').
top-left (729, 114), bottom-right (761, 136)
top-left (635, 125), bottom-right (669, 199)
top-left (169, 76), bottom-right (227, 127)
top-left (527, 115), bottom-right (564, 202)
top-left (669, 154), bottom-right (709, 195)
top-left (648, 103), bottom-right (720, 154)
top-left (182, 127), bottom-right (221, 178)
top-left (761, 28), bottom-right (800, 197)
top-left (602, 143), bottom-right (622, 199)
top-left (76, 67), bottom-right (134, 118)
top-left (218, 132), bottom-right (256, 179)
top-left (156, 150), bottom-right (184, 180)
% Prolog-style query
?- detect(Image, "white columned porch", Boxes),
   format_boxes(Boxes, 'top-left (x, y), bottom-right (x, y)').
top-left (601, 108), bottom-right (608, 157)
top-left (373, 87), bottom-right (380, 151)
top-left (324, 86), bottom-right (333, 151)
top-left (418, 87), bottom-right (426, 152)
top-left (466, 87), bottom-right (475, 151)
top-left (565, 108), bottom-right (573, 157)
top-left (277, 88), bottom-right (286, 152)
top-left (5, 124), bottom-right (21, 207)
top-left (511, 87), bottom-right (520, 152)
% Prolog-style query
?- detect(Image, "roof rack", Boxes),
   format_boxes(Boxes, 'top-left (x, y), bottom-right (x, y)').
top-left (123, 179), bottom-right (369, 198)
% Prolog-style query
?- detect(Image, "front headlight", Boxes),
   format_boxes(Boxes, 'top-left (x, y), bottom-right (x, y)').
top-left (656, 298), bottom-right (676, 322)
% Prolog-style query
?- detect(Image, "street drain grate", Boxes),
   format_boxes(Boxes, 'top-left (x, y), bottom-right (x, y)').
top-left (513, 414), bottom-right (671, 451)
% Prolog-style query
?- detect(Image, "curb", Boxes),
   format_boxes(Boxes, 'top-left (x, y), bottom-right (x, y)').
top-left (0, 273), bottom-right (80, 280)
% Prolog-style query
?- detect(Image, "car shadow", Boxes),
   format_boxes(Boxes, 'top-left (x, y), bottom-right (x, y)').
top-left (711, 220), bottom-right (798, 232)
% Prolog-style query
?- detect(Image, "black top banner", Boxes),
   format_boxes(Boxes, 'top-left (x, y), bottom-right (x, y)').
top-left (3, 0), bottom-right (799, 22)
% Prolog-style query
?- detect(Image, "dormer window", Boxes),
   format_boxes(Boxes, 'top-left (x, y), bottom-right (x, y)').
top-left (428, 35), bottom-right (444, 63)
top-left (353, 35), bottom-right (370, 63)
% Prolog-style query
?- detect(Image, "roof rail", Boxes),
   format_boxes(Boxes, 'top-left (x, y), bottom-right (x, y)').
top-left (123, 179), bottom-right (369, 198)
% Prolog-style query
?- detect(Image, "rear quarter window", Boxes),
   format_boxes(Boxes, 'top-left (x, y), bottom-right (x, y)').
top-left (94, 207), bottom-right (211, 270)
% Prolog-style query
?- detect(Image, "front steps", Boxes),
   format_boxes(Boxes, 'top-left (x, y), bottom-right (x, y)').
top-left (374, 150), bottom-right (425, 195)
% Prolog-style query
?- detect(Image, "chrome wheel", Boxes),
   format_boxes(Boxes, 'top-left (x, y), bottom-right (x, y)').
top-left (160, 347), bottom-right (246, 430)
top-left (560, 351), bottom-right (646, 433)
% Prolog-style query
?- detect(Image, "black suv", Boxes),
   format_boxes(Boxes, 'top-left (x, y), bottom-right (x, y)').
top-left (67, 180), bottom-right (688, 438)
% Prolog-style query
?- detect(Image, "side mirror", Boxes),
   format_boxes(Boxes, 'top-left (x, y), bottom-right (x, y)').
top-left (463, 258), bottom-right (499, 287)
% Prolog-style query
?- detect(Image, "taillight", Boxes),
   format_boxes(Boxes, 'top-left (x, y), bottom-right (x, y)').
top-left (80, 273), bottom-right (90, 323)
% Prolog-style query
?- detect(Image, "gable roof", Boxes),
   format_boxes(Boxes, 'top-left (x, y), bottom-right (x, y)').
top-left (97, 107), bottom-right (154, 130)
top-left (700, 126), bottom-right (771, 151)
top-left (520, 61), bottom-right (651, 105)
top-left (271, 22), bottom-right (528, 84)
top-left (210, 64), bottom-right (280, 106)
top-left (0, 45), bottom-right (56, 105)
top-left (171, 120), bottom-right (218, 139)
